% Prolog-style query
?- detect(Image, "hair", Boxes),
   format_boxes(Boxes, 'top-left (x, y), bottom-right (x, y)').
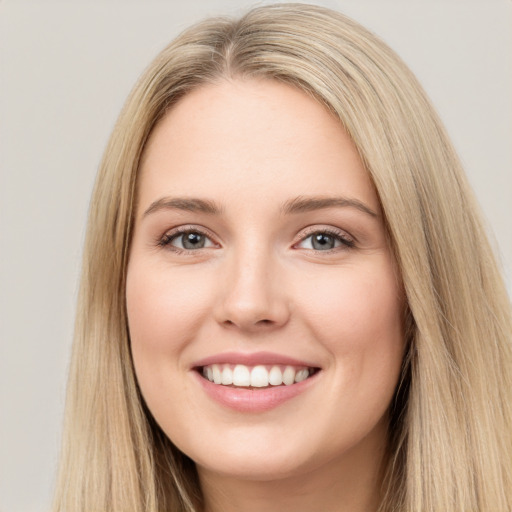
top-left (52, 3), bottom-right (512, 511)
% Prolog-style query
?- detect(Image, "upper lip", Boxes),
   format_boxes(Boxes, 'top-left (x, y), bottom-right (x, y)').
top-left (192, 351), bottom-right (321, 369)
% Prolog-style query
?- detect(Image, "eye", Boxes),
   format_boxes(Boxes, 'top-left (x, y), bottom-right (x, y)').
top-left (296, 230), bottom-right (354, 251)
top-left (159, 229), bottom-right (216, 251)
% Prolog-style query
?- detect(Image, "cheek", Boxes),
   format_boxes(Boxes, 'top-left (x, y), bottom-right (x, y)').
top-left (295, 262), bottom-right (403, 343)
top-left (125, 259), bottom-right (217, 411)
top-left (126, 261), bottom-right (212, 353)
top-left (125, 258), bottom-right (221, 434)
top-left (293, 260), bottom-right (405, 398)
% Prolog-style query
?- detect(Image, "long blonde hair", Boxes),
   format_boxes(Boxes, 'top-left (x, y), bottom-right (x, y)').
top-left (53, 4), bottom-right (512, 511)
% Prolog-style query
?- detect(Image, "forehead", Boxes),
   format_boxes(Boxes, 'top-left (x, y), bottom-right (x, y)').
top-left (138, 79), bottom-right (379, 214)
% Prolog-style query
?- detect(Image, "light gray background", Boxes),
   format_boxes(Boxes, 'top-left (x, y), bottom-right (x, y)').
top-left (1, 1), bottom-right (510, 511)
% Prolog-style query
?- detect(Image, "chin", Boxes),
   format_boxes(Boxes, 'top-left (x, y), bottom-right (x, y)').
top-left (195, 448), bottom-right (314, 482)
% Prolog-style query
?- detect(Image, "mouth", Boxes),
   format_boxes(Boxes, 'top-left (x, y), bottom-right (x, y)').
top-left (192, 352), bottom-right (322, 412)
top-left (197, 363), bottom-right (320, 388)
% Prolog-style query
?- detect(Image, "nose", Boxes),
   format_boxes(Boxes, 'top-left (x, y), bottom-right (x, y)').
top-left (214, 247), bottom-right (290, 332)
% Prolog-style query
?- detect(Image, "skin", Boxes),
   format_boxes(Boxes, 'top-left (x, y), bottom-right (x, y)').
top-left (126, 79), bottom-right (405, 512)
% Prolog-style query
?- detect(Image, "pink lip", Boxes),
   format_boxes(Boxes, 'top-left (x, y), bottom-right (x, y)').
top-left (192, 351), bottom-right (319, 368)
top-left (191, 352), bottom-right (321, 413)
top-left (194, 373), bottom-right (318, 412)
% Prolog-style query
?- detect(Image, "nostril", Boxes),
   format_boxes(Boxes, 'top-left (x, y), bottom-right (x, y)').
top-left (222, 318), bottom-right (274, 328)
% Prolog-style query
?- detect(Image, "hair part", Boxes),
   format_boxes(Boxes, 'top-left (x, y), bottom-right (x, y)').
top-left (53, 4), bottom-right (512, 511)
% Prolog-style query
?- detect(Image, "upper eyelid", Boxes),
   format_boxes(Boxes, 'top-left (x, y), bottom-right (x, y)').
top-left (292, 226), bottom-right (357, 253)
top-left (157, 224), bottom-right (355, 247)
top-left (162, 225), bottom-right (215, 238)
top-left (158, 225), bottom-right (219, 247)
top-left (295, 225), bottom-right (354, 242)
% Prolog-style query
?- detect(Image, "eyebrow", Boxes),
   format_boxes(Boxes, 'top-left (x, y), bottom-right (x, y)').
top-left (143, 195), bottom-right (378, 219)
top-left (281, 196), bottom-right (378, 218)
top-left (143, 197), bottom-right (222, 217)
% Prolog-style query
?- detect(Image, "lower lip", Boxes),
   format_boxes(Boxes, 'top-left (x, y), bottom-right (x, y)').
top-left (193, 371), bottom-right (320, 413)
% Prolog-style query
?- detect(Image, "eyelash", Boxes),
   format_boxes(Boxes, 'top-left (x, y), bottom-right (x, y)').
top-left (157, 226), bottom-right (216, 253)
top-left (157, 226), bottom-right (355, 253)
top-left (294, 227), bottom-right (355, 252)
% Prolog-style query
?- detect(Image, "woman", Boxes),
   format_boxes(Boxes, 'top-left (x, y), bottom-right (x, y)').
top-left (52, 4), bottom-right (512, 511)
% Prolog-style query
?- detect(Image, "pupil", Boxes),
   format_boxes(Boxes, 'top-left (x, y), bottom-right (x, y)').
top-left (183, 232), bottom-right (205, 249)
top-left (312, 233), bottom-right (334, 250)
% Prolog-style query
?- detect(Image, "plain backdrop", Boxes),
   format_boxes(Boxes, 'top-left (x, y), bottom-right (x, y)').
top-left (0, 1), bottom-right (510, 511)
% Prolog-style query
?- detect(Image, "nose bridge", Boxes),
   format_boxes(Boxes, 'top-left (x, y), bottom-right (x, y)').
top-left (216, 237), bottom-right (289, 330)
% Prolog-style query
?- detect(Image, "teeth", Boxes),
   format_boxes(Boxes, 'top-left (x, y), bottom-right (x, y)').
top-left (282, 366), bottom-right (295, 386)
top-left (250, 365), bottom-right (268, 387)
top-left (233, 365), bottom-right (251, 386)
top-left (221, 366), bottom-right (233, 385)
top-left (212, 364), bottom-right (222, 384)
top-left (201, 363), bottom-right (313, 388)
top-left (295, 369), bottom-right (309, 382)
top-left (269, 366), bottom-right (283, 386)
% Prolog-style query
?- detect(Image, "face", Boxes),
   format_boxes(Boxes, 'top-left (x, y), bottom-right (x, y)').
top-left (126, 79), bottom-right (405, 483)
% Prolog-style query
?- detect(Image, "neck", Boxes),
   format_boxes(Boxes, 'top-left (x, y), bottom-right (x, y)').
top-left (198, 430), bottom-right (388, 512)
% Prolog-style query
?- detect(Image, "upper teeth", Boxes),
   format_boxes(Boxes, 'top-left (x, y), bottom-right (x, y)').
top-left (202, 364), bottom-right (311, 387)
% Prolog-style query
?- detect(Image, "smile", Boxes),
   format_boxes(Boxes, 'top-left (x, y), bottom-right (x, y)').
top-left (200, 364), bottom-right (315, 388)
top-left (192, 352), bottom-right (322, 412)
